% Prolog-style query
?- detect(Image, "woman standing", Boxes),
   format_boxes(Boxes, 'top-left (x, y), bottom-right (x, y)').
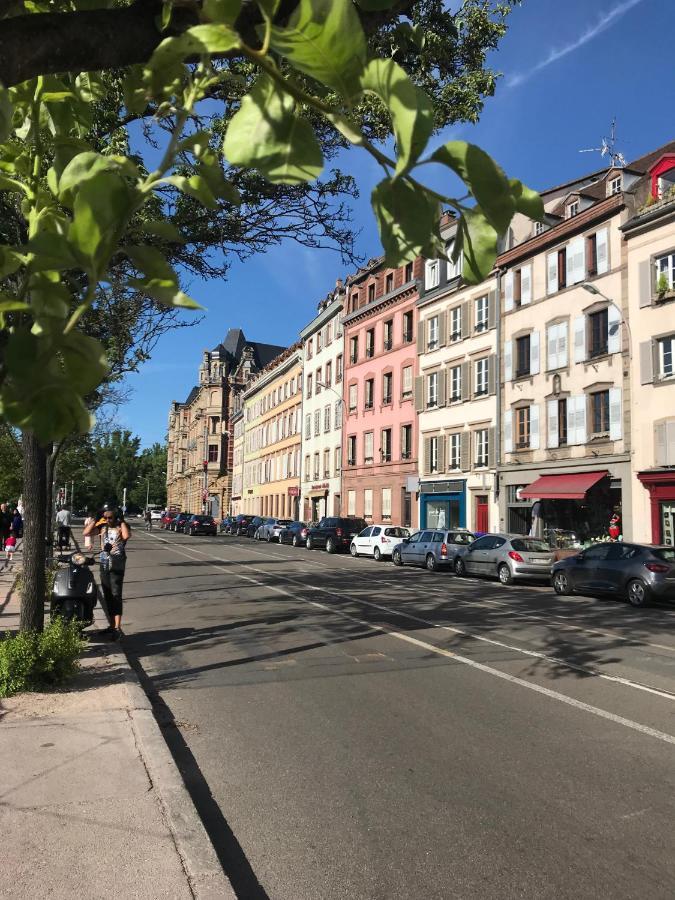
top-left (84, 507), bottom-right (131, 641)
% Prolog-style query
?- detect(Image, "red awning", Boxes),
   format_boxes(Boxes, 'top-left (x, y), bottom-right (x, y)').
top-left (519, 471), bottom-right (609, 500)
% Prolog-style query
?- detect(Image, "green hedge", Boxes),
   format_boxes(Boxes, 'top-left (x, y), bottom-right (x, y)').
top-left (0, 618), bottom-right (85, 698)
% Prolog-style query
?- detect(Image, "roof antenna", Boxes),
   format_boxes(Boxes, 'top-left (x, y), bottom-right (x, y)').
top-left (579, 117), bottom-right (627, 168)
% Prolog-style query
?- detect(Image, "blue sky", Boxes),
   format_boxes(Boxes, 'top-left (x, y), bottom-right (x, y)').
top-left (118, 0), bottom-right (672, 446)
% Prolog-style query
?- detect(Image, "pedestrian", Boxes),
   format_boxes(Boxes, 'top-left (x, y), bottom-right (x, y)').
top-left (144, 509), bottom-right (153, 532)
top-left (83, 514), bottom-right (95, 550)
top-left (11, 508), bottom-right (23, 539)
top-left (0, 503), bottom-right (11, 551)
top-left (84, 507), bottom-right (131, 641)
top-left (3, 532), bottom-right (17, 567)
top-left (56, 505), bottom-right (72, 550)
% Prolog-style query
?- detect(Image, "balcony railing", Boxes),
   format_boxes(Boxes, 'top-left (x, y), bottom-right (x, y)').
top-left (383, 339), bottom-right (393, 351)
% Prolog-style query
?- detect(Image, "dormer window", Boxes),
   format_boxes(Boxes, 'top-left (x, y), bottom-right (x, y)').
top-left (607, 174), bottom-right (622, 196)
top-left (534, 221), bottom-right (546, 236)
top-left (566, 199), bottom-right (580, 219)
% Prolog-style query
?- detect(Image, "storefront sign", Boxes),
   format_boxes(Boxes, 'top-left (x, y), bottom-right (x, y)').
top-left (310, 483), bottom-right (329, 492)
top-left (420, 480), bottom-right (464, 494)
top-left (287, 486), bottom-right (300, 496)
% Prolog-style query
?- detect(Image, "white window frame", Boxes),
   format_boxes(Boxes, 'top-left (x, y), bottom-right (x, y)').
top-left (314, 410), bottom-right (320, 437)
top-left (475, 429), bottom-right (488, 468)
top-left (429, 436), bottom-right (439, 473)
top-left (475, 358), bottom-right (489, 396)
top-left (566, 199), bottom-right (579, 219)
top-left (381, 488), bottom-right (392, 519)
top-left (450, 306), bottom-right (462, 341)
top-left (364, 489), bottom-right (373, 518)
top-left (305, 414), bottom-right (311, 440)
top-left (324, 404), bottom-right (331, 433)
top-left (334, 400), bottom-right (341, 429)
top-left (447, 242), bottom-right (462, 280)
top-left (660, 336), bottom-right (674, 378)
top-left (449, 433), bottom-right (461, 470)
top-left (425, 259), bottom-right (440, 290)
top-left (427, 372), bottom-right (438, 407)
top-left (450, 365), bottom-right (461, 402)
top-left (348, 490), bottom-right (356, 516)
top-left (428, 316), bottom-right (439, 350)
top-left (475, 295), bottom-right (489, 332)
top-left (657, 253), bottom-right (675, 290)
top-left (607, 175), bottom-right (622, 196)
top-left (348, 384), bottom-right (357, 411)
top-left (402, 365), bottom-right (413, 397)
top-left (364, 431), bottom-right (374, 464)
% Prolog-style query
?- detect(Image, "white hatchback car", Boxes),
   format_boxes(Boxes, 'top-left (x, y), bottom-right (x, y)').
top-left (350, 525), bottom-right (410, 561)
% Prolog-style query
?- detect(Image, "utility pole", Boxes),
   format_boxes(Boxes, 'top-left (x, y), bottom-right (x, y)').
top-left (122, 486), bottom-right (127, 516)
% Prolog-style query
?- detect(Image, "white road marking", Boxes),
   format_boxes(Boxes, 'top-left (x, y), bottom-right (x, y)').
top-left (135, 534), bottom-right (675, 745)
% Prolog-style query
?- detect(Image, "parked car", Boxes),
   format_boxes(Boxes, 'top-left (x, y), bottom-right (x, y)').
top-left (160, 511), bottom-right (178, 529)
top-left (185, 514), bottom-right (217, 536)
top-left (350, 525), bottom-right (410, 561)
top-left (278, 521), bottom-right (312, 547)
top-left (258, 518), bottom-right (293, 542)
top-left (305, 517), bottom-right (368, 553)
top-left (246, 516), bottom-right (266, 538)
top-left (170, 512), bottom-right (193, 533)
top-left (454, 534), bottom-right (555, 584)
top-left (551, 542), bottom-right (675, 607)
top-left (253, 517), bottom-right (273, 540)
top-left (229, 514), bottom-right (252, 536)
top-left (392, 529), bottom-right (475, 571)
top-left (219, 515), bottom-right (236, 534)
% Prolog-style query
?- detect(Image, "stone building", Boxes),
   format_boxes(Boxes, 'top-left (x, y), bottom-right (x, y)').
top-left (166, 329), bottom-right (286, 516)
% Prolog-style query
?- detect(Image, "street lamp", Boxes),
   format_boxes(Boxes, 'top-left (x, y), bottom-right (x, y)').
top-left (137, 476), bottom-right (150, 510)
top-left (315, 381), bottom-right (346, 420)
top-left (581, 282), bottom-right (633, 360)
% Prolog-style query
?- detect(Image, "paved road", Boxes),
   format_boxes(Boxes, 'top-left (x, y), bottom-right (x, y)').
top-left (120, 529), bottom-right (675, 900)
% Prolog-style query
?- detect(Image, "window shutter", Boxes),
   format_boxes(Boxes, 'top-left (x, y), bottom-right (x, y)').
top-left (488, 354), bottom-right (496, 395)
top-left (558, 323), bottom-right (568, 368)
top-left (521, 264), bottom-right (532, 305)
top-left (504, 410), bottom-right (513, 454)
top-left (575, 395), bottom-right (587, 445)
top-left (547, 399), bottom-right (559, 448)
top-left (530, 330), bottom-right (540, 375)
top-left (573, 316), bottom-right (586, 363)
top-left (460, 431), bottom-right (470, 471)
top-left (667, 420), bottom-right (675, 466)
top-left (638, 259), bottom-right (653, 308)
top-left (437, 369), bottom-right (446, 407)
top-left (530, 403), bottom-right (540, 450)
top-left (416, 323), bottom-right (425, 354)
top-left (437, 434), bottom-right (446, 472)
top-left (547, 326), bottom-right (558, 371)
top-left (504, 271), bottom-right (514, 312)
top-left (414, 376), bottom-right (424, 412)
top-left (567, 237), bottom-right (585, 285)
top-left (640, 340), bottom-right (654, 384)
top-left (607, 305), bottom-right (621, 355)
top-left (461, 300), bottom-right (471, 337)
top-left (461, 360), bottom-right (471, 401)
top-left (547, 252), bottom-right (558, 294)
top-left (609, 388), bottom-right (622, 441)
top-left (486, 426), bottom-right (495, 469)
top-left (487, 290), bottom-right (497, 329)
top-left (596, 228), bottom-right (609, 274)
top-left (567, 396), bottom-right (577, 446)
top-left (423, 437), bottom-right (431, 475)
top-left (655, 422), bottom-right (667, 466)
top-left (504, 340), bottom-right (513, 381)
top-left (438, 310), bottom-right (447, 348)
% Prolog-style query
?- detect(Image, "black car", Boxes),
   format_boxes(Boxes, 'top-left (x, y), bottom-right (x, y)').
top-left (220, 515), bottom-right (236, 534)
top-left (170, 512), bottom-right (192, 532)
top-left (278, 521), bottom-right (309, 547)
top-left (230, 514), bottom-right (252, 536)
top-left (552, 542), bottom-right (675, 607)
top-left (245, 516), bottom-right (265, 538)
top-left (185, 514), bottom-right (217, 536)
top-left (305, 517), bottom-right (369, 553)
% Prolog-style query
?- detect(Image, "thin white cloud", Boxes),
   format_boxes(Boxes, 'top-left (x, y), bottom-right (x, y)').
top-left (506, 0), bottom-right (647, 88)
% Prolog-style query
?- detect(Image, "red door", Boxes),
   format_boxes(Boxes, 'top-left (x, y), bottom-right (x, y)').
top-left (475, 495), bottom-right (489, 533)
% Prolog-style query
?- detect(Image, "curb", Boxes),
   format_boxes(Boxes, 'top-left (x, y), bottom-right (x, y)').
top-left (106, 641), bottom-right (237, 900)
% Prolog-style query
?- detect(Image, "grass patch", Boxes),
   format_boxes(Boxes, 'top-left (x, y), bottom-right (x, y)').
top-left (0, 618), bottom-right (85, 698)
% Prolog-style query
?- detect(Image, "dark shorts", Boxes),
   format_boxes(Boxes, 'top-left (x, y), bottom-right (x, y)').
top-left (100, 565), bottom-right (126, 618)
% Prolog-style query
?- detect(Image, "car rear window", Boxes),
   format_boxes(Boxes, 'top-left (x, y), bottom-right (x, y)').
top-left (653, 548), bottom-right (675, 562)
top-left (276, 520), bottom-right (292, 526)
top-left (385, 528), bottom-right (408, 538)
top-left (432, 532), bottom-right (445, 542)
top-left (511, 539), bottom-right (551, 553)
top-left (450, 532), bottom-right (474, 544)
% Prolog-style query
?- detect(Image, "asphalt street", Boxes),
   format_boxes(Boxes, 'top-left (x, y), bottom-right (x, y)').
top-left (119, 528), bottom-right (675, 900)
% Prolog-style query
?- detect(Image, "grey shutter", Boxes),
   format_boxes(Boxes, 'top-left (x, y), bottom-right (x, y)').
top-left (414, 376), bottom-right (424, 411)
top-left (638, 259), bottom-right (653, 308)
top-left (504, 340), bottom-right (513, 381)
top-left (609, 388), bottom-right (622, 441)
top-left (416, 322), bottom-right (425, 354)
top-left (521, 264), bottom-right (532, 305)
top-left (576, 395), bottom-right (587, 445)
top-left (461, 300), bottom-right (470, 338)
top-left (547, 399), bottom-right (559, 448)
top-left (655, 422), bottom-right (667, 466)
top-left (438, 310), bottom-right (447, 348)
top-left (573, 316), bottom-right (586, 363)
top-left (530, 331), bottom-right (540, 375)
top-left (596, 228), bottom-right (609, 274)
top-left (437, 434), bottom-right (446, 472)
top-left (437, 369), bottom-right (446, 407)
top-left (423, 437), bottom-right (431, 475)
top-left (460, 431), bottom-right (470, 471)
top-left (488, 354), bottom-right (497, 395)
top-left (461, 360), bottom-right (471, 401)
top-left (607, 305), bottom-right (621, 355)
top-left (504, 271), bottom-right (514, 312)
top-left (640, 340), bottom-right (654, 384)
top-left (488, 426), bottom-right (496, 469)
top-left (530, 403), bottom-right (540, 450)
top-left (504, 410), bottom-right (513, 454)
top-left (487, 290), bottom-right (497, 329)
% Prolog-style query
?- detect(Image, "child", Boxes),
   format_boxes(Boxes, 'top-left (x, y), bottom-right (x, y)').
top-left (4, 533), bottom-right (17, 567)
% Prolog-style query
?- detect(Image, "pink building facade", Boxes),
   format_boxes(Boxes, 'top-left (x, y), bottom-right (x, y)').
top-left (340, 258), bottom-right (421, 528)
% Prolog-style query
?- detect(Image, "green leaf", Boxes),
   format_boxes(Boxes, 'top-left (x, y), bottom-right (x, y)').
top-left (58, 152), bottom-right (138, 201)
top-left (59, 331), bottom-right (108, 394)
top-left (0, 295), bottom-right (29, 312)
top-left (223, 74), bottom-right (323, 184)
top-left (455, 207), bottom-right (498, 285)
top-left (371, 177), bottom-right (443, 266)
top-left (163, 174), bottom-right (218, 209)
top-left (0, 173), bottom-right (27, 194)
top-left (355, 0), bottom-right (397, 8)
top-left (0, 86), bottom-right (13, 143)
top-left (510, 178), bottom-right (545, 221)
top-left (202, 0), bottom-right (241, 24)
top-left (139, 220), bottom-right (185, 243)
top-left (269, 0), bottom-right (367, 98)
top-left (26, 230), bottom-right (79, 271)
top-left (126, 245), bottom-right (203, 309)
top-left (75, 72), bottom-right (108, 103)
top-left (430, 141), bottom-right (515, 234)
top-left (0, 247), bottom-right (25, 279)
top-left (256, 0), bottom-right (281, 16)
top-left (68, 172), bottom-right (134, 274)
top-left (359, 59), bottom-right (434, 176)
top-left (122, 66), bottom-right (149, 116)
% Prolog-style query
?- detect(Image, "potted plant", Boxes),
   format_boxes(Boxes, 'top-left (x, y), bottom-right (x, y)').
top-left (656, 272), bottom-right (670, 297)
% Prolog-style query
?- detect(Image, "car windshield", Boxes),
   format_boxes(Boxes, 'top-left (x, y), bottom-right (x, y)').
top-left (653, 548), bottom-right (675, 562)
top-left (385, 528), bottom-right (409, 538)
top-left (276, 520), bottom-right (292, 526)
top-left (511, 539), bottom-right (551, 553)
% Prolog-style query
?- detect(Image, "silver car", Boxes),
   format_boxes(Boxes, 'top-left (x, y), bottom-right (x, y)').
top-left (392, 529), bottom-right (476, 572)
top-left (258, 518), bottom-right (293, 542)
top-left (454, 533), bottom-right (555, 585)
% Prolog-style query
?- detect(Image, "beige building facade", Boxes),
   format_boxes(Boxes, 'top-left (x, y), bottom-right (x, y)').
top-left (242, 346), bottom-right (303, 519)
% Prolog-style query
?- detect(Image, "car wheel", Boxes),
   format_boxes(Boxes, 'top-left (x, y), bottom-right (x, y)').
top-left (392, 549), bottom-right (403, 566)
top-left (373, 547), bottom-right (381, 562)
top-left (552, 571), bottom-right (571, 595)
top-left (326, 537), bottom-right (336, 554)
top-left (189, 527), bottom-right (195, 536)
top-left (454, 557), bottom-right (466, 576)
top-left (267, 532), bottom-right (272, 542)
top-left (350, 543), bottom-right (358, 557)
top-left (306, 536), bottom-right (313, 550)
top-left (426, 553), bottom-right (438, 572)
top-left (292, 535), bottom-right (299, 547)
top-left (627, 578), bottom-right (650, 608)
top-left (498, 564), bottom-right (513, 585)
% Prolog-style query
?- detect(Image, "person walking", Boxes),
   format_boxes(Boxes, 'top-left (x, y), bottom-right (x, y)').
top-left (0, 503), bottom-right (11, 551)
top-left (83, 515), bottom-right (95, 550)
top-left (84, 507), bottom-right (131, 641)
top-left (11, 508), bottom-right (23, 539)
top-left (144, 509), bottom-right (153, 532)
top-left (56, 505), bottom-right (73, 550)
top-left (4, 532), bottom-right (17, 568)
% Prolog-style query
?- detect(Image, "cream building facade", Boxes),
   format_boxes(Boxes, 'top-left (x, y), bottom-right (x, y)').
top-left (242, 346), bottom-right (303, 519)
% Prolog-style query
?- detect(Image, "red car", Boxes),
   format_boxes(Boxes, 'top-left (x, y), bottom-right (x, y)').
top-left (160, 511), bottom-right (178, 529)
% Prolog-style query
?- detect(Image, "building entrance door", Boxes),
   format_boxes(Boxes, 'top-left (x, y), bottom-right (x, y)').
top-left (661, 502), bottom-right (675, 546)
top-left (475, 495), bottom-right (489, 533)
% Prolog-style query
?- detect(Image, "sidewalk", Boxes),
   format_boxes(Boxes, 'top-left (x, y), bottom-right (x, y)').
top-left (0, 569), bottom-right (235, 900)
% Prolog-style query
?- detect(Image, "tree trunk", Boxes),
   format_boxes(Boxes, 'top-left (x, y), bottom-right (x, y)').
top-left (21, 430), bottom-right (47, 632)
top-left (45, 441), bottom-right (61, 539)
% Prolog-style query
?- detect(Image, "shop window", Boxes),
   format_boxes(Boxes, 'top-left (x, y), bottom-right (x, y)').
top-left (383, 319), bottom-right (393, 350)
top-left (366, 328), bottom-right (375, 358)
top-left (403, 311), bottom-right (414, 343)
top-left (347, 435), bottom-right (356, 466)
top-left (381, 428), bottom-right (392, 462)
top-left (365, 378), bottom-right (375, 409)
top-left (516, 407), bottom-right (531, 449)
top-left (401, 424), bottom-right (413, 460)
top-left (590, 390), bottom-right (610, 435)
top-left (474, 295), bottom-right (489, 332)
top-left (449, 433), bottom-right (461, 470)
top-left (589, 309), bottom-right (609, 358)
